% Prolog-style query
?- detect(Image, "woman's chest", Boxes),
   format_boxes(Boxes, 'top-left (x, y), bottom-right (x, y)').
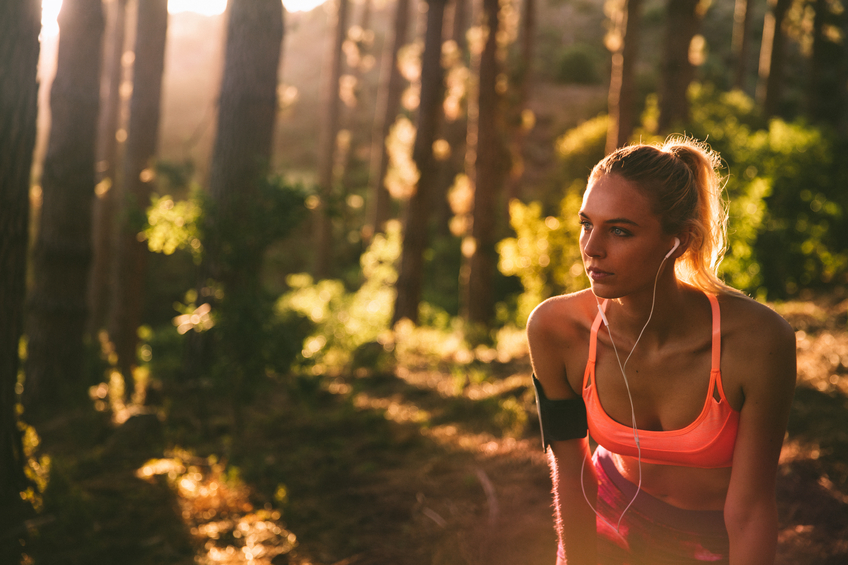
top-left (590, 344), bottom-right (716, 432)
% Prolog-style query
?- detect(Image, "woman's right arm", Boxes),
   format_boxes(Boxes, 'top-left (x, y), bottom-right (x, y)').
top-left (527, 299), bottom-right (597, 564)
top-left (549, 437), bottom-right (598, 565)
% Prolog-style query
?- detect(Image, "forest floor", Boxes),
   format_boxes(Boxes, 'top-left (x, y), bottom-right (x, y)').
top-left (20, 294), bottom-right (848, 565)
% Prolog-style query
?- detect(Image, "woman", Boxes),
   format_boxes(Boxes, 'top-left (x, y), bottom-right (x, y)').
top-left (526, 138), bottom-right (796, 564)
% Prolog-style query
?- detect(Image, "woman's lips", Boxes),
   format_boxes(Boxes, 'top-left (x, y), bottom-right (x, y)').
top-left (587, 267), bottom-right (613, 281)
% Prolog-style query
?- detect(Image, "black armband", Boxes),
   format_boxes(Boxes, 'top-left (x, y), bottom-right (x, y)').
top-left (532, 374), bottom-right (588, 450)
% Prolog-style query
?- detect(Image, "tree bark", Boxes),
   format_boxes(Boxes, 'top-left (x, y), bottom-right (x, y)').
top-left (182, 0), bottom-right (283, 402)
top-left (0, 0), bottom-right (41, 555)
top-left (434, 0), bottom-right (470, 239)
top-left (757, 0), bottom-right (791, 118)
top-left (449, 0), bottom-right (469, 55)
top-left (807, 0), bottom-right (845, 124)
top-left (366, 0), bottom-right (411, 240)
top-left (504, 0), bottom-right (535, 202)
top-left (88, 0), bottom-right (129, 336)
top-left (206, 0), bottom-right (283, 277)
top-left (314, 0), bottom-right (351, 279)
top-left (108, 0), bottom-right (168, 399)
top-left (731, 0), bottom-right (753, 91)
top-left (24, 0), bottom-right (105, 414)
top-left (392, 0), bottom-right (448, 324)
top-left (464, 0), bottom-right (507, 326)
top-left (657, 0), bottom-right (701, 132)
top-left (606, 0), bottom-right (642, 154)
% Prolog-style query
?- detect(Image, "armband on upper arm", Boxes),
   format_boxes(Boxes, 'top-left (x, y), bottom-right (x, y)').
top-left (532, 374), bottom-right (588, 450)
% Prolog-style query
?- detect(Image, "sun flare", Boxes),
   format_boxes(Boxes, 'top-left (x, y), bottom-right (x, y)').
top-left (42, 0), bottom-right (327, 38)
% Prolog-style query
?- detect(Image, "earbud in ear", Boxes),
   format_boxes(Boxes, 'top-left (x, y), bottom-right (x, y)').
top-left (664, 237), bottom-right (681, 259)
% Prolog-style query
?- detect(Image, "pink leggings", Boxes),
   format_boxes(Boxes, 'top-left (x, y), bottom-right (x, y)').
top-left (558, 446), bottom-right (729, 564)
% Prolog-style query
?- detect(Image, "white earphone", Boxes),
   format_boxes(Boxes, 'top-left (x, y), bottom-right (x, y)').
top-left (585, 235), bottom-right (681, 535)
top-left (665, 236), bottom-right (681, 259)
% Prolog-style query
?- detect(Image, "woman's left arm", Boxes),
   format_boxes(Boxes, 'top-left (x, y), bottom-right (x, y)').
top-left (724, 308), bottom-right (797, 565)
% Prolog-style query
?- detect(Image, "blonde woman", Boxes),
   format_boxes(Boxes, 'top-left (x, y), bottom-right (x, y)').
top-left (527, 139), bottom-right (796, 564)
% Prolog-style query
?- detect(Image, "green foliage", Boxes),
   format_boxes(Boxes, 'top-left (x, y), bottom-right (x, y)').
top-left (555, 113), bottom-right (609, 187)
top-left (144, 176), bottom-right (313, 408)
top-left (19, 419), bottom-right (50, 513)
top-left (496, 115), bottom-right (605, 324)
top-left (276, 220), bottom-right (401, 372)
top-left (501, 84), bottom-right (848, 310)
top-left (145, 193), bottom-right (202, 261)
top-left (685, 84), bottom-right (848, 298)
top-left (422, 235), bottom-right (462, 317)
top-left (498, 192), bottom-right (588, 325)
top-left (204, 176), bottom-right (310, 277)
top-left (205, 177), bottom-right (311, 389)
top-left (555, 43), bottom-right (605, 85)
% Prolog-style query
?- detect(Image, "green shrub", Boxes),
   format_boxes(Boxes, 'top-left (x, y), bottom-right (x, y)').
top-left (498, 83), bottom-right (848, 315)
top-left (496, 114), bottom-right (607, 324)
top-left (555, 44), bottom-right (605, 85)
top-left (685, 84), bottom-right (848, 298)
top-left (555, 113), bottom-right (609, 190)
top-left (498, 190), bottom-right (588, 325)
top-left (276, 220), bottom-right (401, 372)
top-left (145, 177), bottom-right (312, 403)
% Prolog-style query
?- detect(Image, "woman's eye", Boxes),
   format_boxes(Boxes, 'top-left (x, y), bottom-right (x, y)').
top-left (579, 220), bottom-right (591, 231)
top-left (611, 227), bottom-right (629, 236)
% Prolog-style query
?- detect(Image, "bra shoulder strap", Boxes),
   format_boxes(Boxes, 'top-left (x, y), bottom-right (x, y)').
top-left (587, 300), bottom-right (607, 365)
top-left (706, 293), bottom-right (721, 373)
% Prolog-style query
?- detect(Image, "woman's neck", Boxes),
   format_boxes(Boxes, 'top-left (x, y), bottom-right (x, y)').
top-left (604, 275), bottom-right (695, 346)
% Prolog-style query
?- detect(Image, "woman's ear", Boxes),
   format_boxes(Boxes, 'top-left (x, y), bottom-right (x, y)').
top-left (665, 237), bottom-right (681, 259)
top-left (670, 231), bottom-right (694, 259)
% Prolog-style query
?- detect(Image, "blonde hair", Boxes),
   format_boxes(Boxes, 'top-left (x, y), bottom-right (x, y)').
top-left (589, 136), bottom-right (737, 295)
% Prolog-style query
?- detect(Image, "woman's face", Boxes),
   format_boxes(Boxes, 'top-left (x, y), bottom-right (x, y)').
top-left (579, 173), bottom-right (675, 299)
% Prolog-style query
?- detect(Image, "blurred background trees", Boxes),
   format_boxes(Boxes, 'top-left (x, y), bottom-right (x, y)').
top-left (24, 0), bottom-right (104, 417)
top-left (108, 0), bottom-right (169, 400)
top-left (0, 0), bottom-right (41, 559)
top-left (3, 0), bottom-right (848, 557)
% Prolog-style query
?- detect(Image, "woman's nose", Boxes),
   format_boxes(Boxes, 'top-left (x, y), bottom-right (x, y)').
top-left (582, 231), bottom-right (603, 258)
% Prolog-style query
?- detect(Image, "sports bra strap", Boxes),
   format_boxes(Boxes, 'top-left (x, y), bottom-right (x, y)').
top-left (707, 293), bottom-right (721, 373)
top-left (587, 295), bottom-right (721, 372)
top-left (587, 300), bottom-right (607, 364)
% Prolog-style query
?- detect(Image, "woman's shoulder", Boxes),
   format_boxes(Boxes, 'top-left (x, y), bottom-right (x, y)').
top-left (527, 289), bottom-right (598, 339)
top-left (526, 289), bottom-right (598, 396)
top-left (715, 291), bottom-right (795, 345)
top-left (715, 291), bottom-right (796, 390)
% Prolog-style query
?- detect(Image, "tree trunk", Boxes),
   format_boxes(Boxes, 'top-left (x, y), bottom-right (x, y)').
top-left (366, 0), bottom-right (411, 240)
top-left (88, 0), bottom-right (129, 336)
top-left (464, 0), bottom-right (507, 326)
top-left (182, 0), bottom-right (283, 420)
top-left (449, 0), bottom-right (469, 54)
top-left (807, 0), bottom-right (845, 124)
top-left (206, 0), bottom-right (283, 279)
top-left (0, 0), bottom-right (41, 556)
top-left (434, 0), bottom-right (470, 239)
top-left (504, 0), bottom-right (535, 202)
top-left (606, 0), bottom-right (642, 154)
top-left (108, 0), bottom-right (168, 399)
top-left (657, 0), bottom-right (701, 132)
top-left (731, 0), bottom-right (753, 91)
top-left (24, 0), bottom-right (105, 415)
top-left (314, 0), bottom-right (350, 279)
top-left (392, 0), bottom-right (448, 325)
top-left (757, 0), bottom-right (791, 118)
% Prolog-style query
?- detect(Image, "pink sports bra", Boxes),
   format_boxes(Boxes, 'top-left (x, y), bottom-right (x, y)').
top-left (582, 293), bottom-right (740, 468)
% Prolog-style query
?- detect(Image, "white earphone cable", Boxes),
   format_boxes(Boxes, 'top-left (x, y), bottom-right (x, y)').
top-left (581, 245), bottom-right (673, 535)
